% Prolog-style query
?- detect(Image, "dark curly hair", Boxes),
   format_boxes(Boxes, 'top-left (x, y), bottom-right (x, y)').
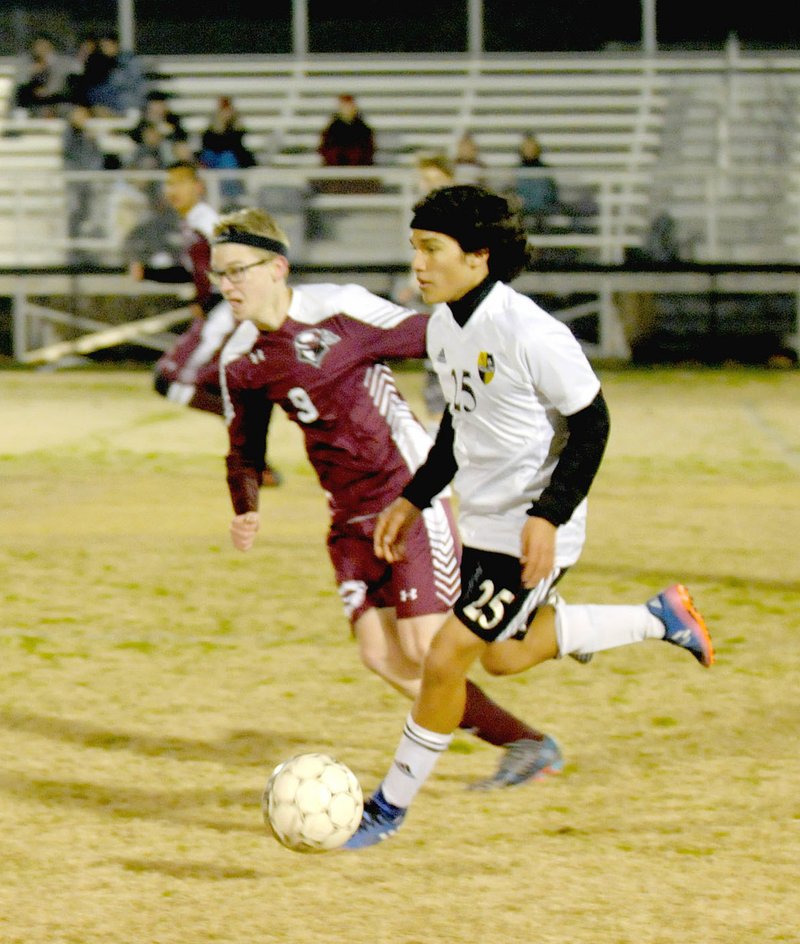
top-left (410, 184), bottom-right (530, 282)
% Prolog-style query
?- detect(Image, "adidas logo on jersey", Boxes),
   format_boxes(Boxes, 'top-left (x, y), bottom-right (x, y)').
top-left (435, 348), bottom-right (447, 363)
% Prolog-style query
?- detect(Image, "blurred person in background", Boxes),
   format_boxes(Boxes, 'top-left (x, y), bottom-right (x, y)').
top-left (391, 154), bottom-right (456, 421)
top-left (518, 131), bottom-right (546, 167)
top-left (319, 94), bottom-right (375, 167)
top-left (128, 163), bottom-right (282, 486)
top-left (515, 131), bottom-right (560, 233)
top-left (83, 31), bottom-right (147, 116)
top-left (130, 91), bottom-right (190, 164)
top-left (14, 33), bottom-right (74, 117)
top-left (197, 97), bottom-right (257, 208)
top-left (452, 131), bottom-right (486, 185)
top-left (62, 105), bottom-right (108, 255)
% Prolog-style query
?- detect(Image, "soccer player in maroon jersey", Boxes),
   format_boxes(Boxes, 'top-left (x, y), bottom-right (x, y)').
top-left (212, 206), bottom-right (563, 788)
top-left (129, 163), bottom-right (281, 485)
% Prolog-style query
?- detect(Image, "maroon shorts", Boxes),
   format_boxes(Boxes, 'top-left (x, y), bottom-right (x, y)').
top-left (155, 317), bottom-right (206, 384)
top-left (327, 498), bottom-right (461, 625)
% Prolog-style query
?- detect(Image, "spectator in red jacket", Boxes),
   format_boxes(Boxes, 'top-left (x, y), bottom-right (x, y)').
top-left (318, 94), bottom-right (375, 166)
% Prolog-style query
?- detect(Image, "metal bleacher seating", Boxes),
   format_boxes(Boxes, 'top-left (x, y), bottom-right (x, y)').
top-left (2, 49), bottom-right (800, 351)
top-left (3, 47), bottom-right (799, 267)
top-left (149, 55), bottom-right (668, 171)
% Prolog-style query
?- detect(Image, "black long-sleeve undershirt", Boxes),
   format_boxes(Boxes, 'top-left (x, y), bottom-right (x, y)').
top-left (402, 409), bottom-right (457, 510)
top-left (402, 390), bottom-right (610, 528)
top-left (527, 389), bottom-right (610, 525)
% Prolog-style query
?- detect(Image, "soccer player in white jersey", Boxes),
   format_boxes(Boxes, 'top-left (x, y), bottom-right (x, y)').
top-left (346, 185), bottom-right (715, 848)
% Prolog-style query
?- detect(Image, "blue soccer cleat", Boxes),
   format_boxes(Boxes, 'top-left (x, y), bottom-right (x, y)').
top-left (647, 583), bottom-right (715, 667)
top-left (344, 786), bottom-right (406, 849)
top-left (468, 734), bottom-right (564, 791)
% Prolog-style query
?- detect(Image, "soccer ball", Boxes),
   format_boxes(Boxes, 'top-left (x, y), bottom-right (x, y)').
top-left (262, 752), bottom-right (363, 853)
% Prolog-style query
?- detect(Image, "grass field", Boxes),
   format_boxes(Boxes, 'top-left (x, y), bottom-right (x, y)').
top-left (0, 366), bottom-right (798, 944)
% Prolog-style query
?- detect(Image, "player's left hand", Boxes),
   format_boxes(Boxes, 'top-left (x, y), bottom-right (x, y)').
top-left (520, 516), bottom-right (557, 589)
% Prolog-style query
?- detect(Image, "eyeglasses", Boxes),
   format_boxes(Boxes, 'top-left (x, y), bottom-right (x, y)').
top-left (208, 259), bottom-right (269, 286)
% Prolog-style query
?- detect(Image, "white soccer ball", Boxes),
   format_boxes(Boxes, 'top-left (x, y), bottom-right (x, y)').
top-left (262, 752), bottom-right (364, 853)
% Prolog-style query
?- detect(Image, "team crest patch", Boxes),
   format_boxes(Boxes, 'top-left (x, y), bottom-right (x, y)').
top-left (294, 328), bottom-right (341, 368)
top-left (477, 351), bottom-right (495, 384)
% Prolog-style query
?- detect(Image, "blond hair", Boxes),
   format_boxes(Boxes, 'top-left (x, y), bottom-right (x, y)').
top-left (213, 208), bottom-right (290, 255)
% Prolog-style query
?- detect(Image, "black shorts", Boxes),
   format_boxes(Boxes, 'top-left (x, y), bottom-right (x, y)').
top-left (454, 546), bottom-right (563, 643)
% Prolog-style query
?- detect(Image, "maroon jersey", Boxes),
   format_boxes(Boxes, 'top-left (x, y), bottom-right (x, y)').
top-left (143, 201), bottom-right (220, 314)
top-left (221, 283), bottom-right (433, 522)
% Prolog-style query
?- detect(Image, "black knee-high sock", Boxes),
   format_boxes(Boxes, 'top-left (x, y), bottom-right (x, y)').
top-left (459, 680), bottom-right (544, 746)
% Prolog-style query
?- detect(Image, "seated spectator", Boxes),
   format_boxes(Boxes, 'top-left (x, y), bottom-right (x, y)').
top-left (198, 97), bottom-right (255, 169)
top-left (414, 153), bottom-right (455, 196)
top-left (197, 96), bottom-right (257, 207)
top-left (318, 94), bottom-right (375, 166)
top-left (519, 131), bottom-right (546, 167)
top-left (389, 152), bottom-right (457, 421)
top-left (128, 91), bottom-right (189, 173)
top-left (128, 122), bottom-right (174, 171)
top-left (515, 131), bottom-right (559, 232)
top-left (641, 212), bottom-right (682, 264)
top-left (453, 131), bottom-right (486, 185)
top-left (14, 34), bottom-right (75, 117)
top-left (83, 31), bottom-right (147, 116)
top-left (64, 33), bottom-right (98, 107)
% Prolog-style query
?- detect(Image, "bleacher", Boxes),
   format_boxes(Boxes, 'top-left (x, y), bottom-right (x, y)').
top-left (0, 61), bottom-right (61, 264)
top-left (2, 50), bottom-right (800, 269)
top-left (149, 54), bottom-right (669, 173)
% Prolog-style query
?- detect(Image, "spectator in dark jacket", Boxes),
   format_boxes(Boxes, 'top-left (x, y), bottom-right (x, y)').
top-left (318, 94), bottom-right (375, 166)
top-left (83, 32), bottom-right (146, 116)
top-left (197, 97), bottom-right (257, 207)
top-left (198, 97), bottom-right (256, 169)
top-left (128, 91), bottom-right (191, 172)
top-left (15, 34), bottom-right (74, 117)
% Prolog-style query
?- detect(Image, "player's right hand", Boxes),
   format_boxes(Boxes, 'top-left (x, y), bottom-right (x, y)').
top-left (373, 497), bottom-right (420, 563)
top-left (128, 261), bottom-right (145, 281)
top-left (230, 511), bottom-right (260, 551)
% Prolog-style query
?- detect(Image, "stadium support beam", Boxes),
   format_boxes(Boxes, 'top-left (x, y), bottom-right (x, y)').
top-left (467, 0), bottom-right (484, 56)
top-left (292, 0), bottom-right (309, 57)
top-left (118, 0), bottom-right (136, 51)
top-left (642, 0), bottom-right (657, 55)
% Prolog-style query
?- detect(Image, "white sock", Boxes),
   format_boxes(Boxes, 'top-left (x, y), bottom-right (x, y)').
top-left (381, 714), bottom-right (453, 809)
top-left (554, 601), bottom-right (664, 658)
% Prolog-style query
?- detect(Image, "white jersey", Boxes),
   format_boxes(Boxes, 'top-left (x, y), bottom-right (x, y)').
top-left (427, 281), bottom-right (601, 563)
top-left (185, 201), bottom-right (219, 241)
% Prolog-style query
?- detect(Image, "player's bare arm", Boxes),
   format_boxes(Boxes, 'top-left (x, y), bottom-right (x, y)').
top-left (520, 515), bottom-right (557, 588)
top-left (230, 511), bottom-right (260, 551)
top-left (373, 497), bottom-right (421, 563)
